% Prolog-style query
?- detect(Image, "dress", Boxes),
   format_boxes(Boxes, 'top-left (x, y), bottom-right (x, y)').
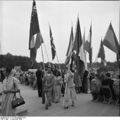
top-left (54, 76), bottom-right (63, 103)
top-left (1, 76), bottom-right (19, 116)
top-left (44, 73), bottom-right (54, 109)
top-left (63, 71), bottom-right (77, 107)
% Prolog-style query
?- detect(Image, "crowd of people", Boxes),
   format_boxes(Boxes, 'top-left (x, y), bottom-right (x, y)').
top-left (90, 71), bottom-right (120, 105)
top-left (34, 64), bottom-right (77, 110)
top-left (0, 63), bottom-right (119, 115)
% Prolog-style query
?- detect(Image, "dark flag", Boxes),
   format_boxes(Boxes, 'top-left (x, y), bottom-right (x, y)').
top-left (49, 25), bottom-right (56, 60)
top-left (29, 0), bottom-right (43, 65)
top-left (72, 17), bottom-right (82, 55)
top-left (70, 17), bottom-right (84, 76)
top-left (103, 23), bottom-right (119, 61)
top-left (98, 40), bottom-right (106, 66)
top-left (98, 40), bottom-right (105, 61)
top-left (84, 24), bottom-right (92, 66)
top-left (65, 26), bottom-right (74, 65)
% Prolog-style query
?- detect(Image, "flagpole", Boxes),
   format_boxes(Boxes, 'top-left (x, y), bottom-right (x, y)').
top-left (119, 7), bottom-right (120, 43)
top-left (94, 56), bottom-right (98, 63)
top-left (43, 43), bottom-right (50, 61)
top-left (56, 52), bottom-right (62, 74)
top-left (41, 44), bottom-right (45, 71)
top-left (118, 7), bottom-right (120, 63)
top-left (90, 23), bottom-right (92, 68)
top-left (55, 51), bottom-right (59, 63)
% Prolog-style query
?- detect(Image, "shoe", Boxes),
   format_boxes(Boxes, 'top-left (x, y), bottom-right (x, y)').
top-left (48, 103), bottom-right (52, 106)
top-left (64, 106), bottom-right (69, 109)
top-left (45, 106), bottom-right (48, 110)
top-left (42, 101), bottom-right (45, 104)
top-left (71, 101), bottom-right (75, 107)
top-left (71, 104), bottom-right (75, 107)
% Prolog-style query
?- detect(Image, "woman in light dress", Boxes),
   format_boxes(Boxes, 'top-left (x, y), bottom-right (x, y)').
top-left (54, 72), bottom-right (63, 103)
top-left (1, 67), bottom-right (20, 116)
top-left (63, 68), bottom-right (77, 109)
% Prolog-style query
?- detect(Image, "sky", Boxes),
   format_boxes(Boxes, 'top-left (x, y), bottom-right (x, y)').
top-left (0, 0), bottom-right (120, 64)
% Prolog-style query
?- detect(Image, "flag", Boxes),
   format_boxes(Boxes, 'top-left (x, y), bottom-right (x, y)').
top-left (84, 24), bottom-right (92, 66)
top-left (66, 26), bottom-right (74, 57)
top-left (98, 40), bottom-right (105, 61)
top-left (72, 17), bottom-right (82, 55)
top-left (49, 25), bottom-right (56, 60)
top-left (65, 26), bottom-right (74, 65)
top-left (98, 40), bottom-right (107, 66)
top-left (74, 54), bottom-right (85, 77)
top-left (29, 0), bottom-right (43, 64)
top-left (103, 23), bottom-right (119, 54)
top-left (79, 29), bottom-right (87, 70)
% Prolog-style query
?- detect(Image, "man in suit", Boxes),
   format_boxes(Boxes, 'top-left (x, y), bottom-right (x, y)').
top-left (36, 66), bottom-right (44, 97)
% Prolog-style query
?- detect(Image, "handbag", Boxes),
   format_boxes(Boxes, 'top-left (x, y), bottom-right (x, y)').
top-left (12, 92), bottom-right (25, 108)
top-left (11, 79), bottom-right (25, 108)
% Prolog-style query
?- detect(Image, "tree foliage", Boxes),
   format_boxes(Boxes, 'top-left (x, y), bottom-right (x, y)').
top-left (0, 53), bottom-right (66, 71)
top-left (0, 53), bottom-right (119, 72)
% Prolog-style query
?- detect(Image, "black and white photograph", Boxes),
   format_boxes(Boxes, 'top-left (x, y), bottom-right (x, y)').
top-left (0, 0), bottom-right (120, 118)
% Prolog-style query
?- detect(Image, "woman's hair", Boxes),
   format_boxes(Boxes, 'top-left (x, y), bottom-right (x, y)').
top-left (84, 70), bottom-right (89, 77)
top-left (6, 67), bottom-right (12, 75)
top-left (106, 72), bottom-right (111, 78)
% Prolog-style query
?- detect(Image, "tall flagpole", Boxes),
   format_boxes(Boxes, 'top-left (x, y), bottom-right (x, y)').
top-left (43, 44), bottom-right (50, 62)
top-left (56, 53), bottom-right (59, 63)
top-left (55, 51), bottom-right (62, 75)
top-left (118, 7), bottom-right (120, 63)
top-left (41, 44), bottom-right (45, 71)
top-left (119, 7), bottom-right (120, 44)
top-left (116, 7), bottom-right (120, 63)
top-left (90, 22), bottom-right (92, 68)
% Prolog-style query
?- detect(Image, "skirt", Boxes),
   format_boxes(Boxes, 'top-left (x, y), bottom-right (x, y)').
top-left (63, 86), bottom-right (77, 107)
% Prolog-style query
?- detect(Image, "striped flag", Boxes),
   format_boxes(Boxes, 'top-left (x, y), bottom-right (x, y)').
top-left (49, 25), bottom-right (56, 60)
top-left (29, 0), bottom-right (43, 64)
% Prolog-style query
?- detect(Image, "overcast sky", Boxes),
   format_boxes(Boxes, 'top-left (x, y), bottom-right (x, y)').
top-left (0, 0), bottom-right (119, 63)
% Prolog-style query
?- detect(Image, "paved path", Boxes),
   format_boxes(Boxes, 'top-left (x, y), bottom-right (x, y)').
top-left (15, 84), bottom-right (119, 116)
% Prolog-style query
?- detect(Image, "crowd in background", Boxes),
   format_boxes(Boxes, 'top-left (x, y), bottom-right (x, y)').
top-left (90, 71), bottom-right (120, 105)
top-left (0, 63), bottom-right (120, 112)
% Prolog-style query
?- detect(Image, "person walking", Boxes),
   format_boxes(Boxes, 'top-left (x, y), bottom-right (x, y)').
top-left (1, 67), bottom-right (20, 116)
top-left (43, 65), bottom-right (55, 110)
top-left (36, 66), bottom-right (44, 97)
top-left (63, 67), bottom-right (77, 109)
top-left (82, 70), bottom-right (89, 93)
top-left (53, 71), bottom-right (63, 103)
